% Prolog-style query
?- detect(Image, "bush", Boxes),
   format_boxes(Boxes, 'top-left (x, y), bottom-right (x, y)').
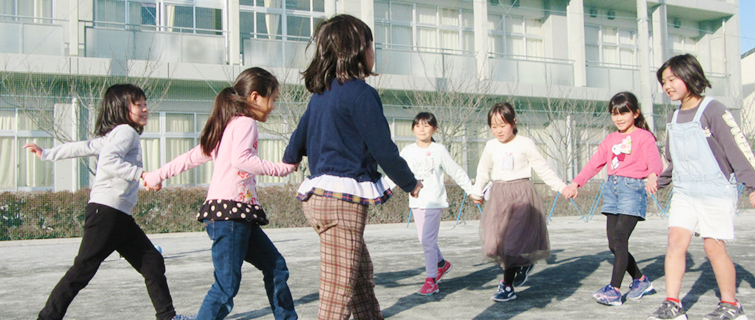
top-left (0, 182), bottom-right (721, 240)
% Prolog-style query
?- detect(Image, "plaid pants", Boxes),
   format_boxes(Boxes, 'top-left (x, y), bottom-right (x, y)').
top-left (302, 195), bottom-right (383, 320)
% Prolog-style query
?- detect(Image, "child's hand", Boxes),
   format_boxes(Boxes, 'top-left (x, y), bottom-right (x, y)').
top-left (141, 171), bottom-right (162, 191)
top-left (22, 143), bottom-right (43, 159)
top-left (410, 180), bottom-right (423, 198)
top-left (645, 174), bottom-right (659, 194)
top-left (294, 163), bottom-right (300, 171)
top-left (749, 191), bottom-right (755, 208)
top-left (562, 183), bottom-right (578, 199)
top-left (473, 198), bottom-right (484, 205)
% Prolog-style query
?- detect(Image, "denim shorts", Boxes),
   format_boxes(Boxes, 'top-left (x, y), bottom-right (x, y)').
top-left (601, 175), bottom-right (647, 220)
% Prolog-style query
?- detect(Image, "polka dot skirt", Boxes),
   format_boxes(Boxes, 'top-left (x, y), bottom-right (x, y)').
top-left (196, 199), bottom-right (269, 225)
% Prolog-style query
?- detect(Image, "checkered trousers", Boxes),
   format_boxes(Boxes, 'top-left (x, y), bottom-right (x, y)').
top-left (302, 194), bottom-right (384, 320)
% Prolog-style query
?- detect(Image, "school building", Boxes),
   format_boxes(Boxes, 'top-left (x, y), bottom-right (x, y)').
top-left (0, 0), bottom-right (743, 192)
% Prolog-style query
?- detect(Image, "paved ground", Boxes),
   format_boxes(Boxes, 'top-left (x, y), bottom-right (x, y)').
top-left (2, 212), bottom-right (755, 320)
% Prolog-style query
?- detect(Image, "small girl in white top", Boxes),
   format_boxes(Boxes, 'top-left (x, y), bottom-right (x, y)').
top-left (399, 112), bottom-right (475, 296)
top-left (471, 102), bottom-right (575, 302)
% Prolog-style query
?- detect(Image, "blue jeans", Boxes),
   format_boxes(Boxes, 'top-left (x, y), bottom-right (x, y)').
top-left (197, 220), bottom-right (297, 320)
top-left (600, 175), bottom-right (647, 220)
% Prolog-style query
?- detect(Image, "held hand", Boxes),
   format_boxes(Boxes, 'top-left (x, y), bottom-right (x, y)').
top-left (645, 174), bottom-right (659, 194)
top-left (294, 163), bottom-right (300, 171)
top-left (562, 183), bottom-right (579, 199)
top-left (410, 180), bottom-right (423, 198)
top-left (473, 198), bottom-right (484, 205)
top-left (22, 143), bottom-right (43, 159)
top-left (749, 191), bottom-right (755, 208)
top-left (141, 171), bottom-right (162, 191)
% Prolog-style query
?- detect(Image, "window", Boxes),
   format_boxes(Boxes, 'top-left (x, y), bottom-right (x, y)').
top-left (374, 1), bottom-right (474, 53)
top-left (488, 14), bottom-right (543, 59)
top-left (239, 0), bottom-right (326, 41)
top-left (0, 109), bottom-right (54, 190)
top-left (94, 0), bottom-right (221, 34)
top-left (670, 34), bottom-right (697, 56)
top-left (1, 0), bottom-right (53, 23)
top-left (585, 25), bottom-right (637, 68)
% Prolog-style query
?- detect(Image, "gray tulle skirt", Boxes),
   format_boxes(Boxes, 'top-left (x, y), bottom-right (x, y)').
top-left (479, 179), bottom-right (551, 269)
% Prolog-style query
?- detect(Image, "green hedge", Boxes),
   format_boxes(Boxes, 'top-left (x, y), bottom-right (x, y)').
top-left (1, 182), bottom-right (735, 241)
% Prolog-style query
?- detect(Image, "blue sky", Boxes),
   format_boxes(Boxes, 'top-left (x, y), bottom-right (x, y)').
top-left (742, 1), bottom-right (755, 54)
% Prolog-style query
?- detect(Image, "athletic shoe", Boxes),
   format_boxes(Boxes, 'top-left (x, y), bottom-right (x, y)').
top-left (703, 302), bottom-right (748, 320)
top-left (647, 300), bottom-right (688, 320)
top-left (436, 260), bottom-right (453, 283)
top-left (417, 277), bottom-right (439, 296)
top-left (593, 284), bottom-right (622, 306)
top-left (513, 264), bottom-right (535, 287)
top-left (490, 281), bottom-right (516, 302)
top-left (172, 315), bottom-right (196, 320)
top-left (626, 276), bottom-right (654, 300)
top-left (591, 283), bottom-right (612, 300)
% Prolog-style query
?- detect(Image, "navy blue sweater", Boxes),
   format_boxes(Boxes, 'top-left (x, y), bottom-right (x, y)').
top-left (283, 79), bottom-right (417, 193)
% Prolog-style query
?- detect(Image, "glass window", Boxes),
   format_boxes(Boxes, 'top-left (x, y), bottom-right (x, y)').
top-left (165, 138), bottom-right (195, 185)
top-left (392, 3), bottom-right (412, 22)
top-left (287, 15), bottom-right (311, 39)
top-left (0, 137), bottom-right (14, 188)
top-left (196, 7), bottom-right (222, 33)
top-left (0, 110), bottom-right (16, 130)
top-left (166, 113), bottom-right (194, 132)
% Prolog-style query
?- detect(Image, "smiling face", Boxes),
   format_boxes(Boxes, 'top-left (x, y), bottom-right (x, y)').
top-left (490, 112), bottom-right (516, 143)
top-left (611, 110), bottom-right (639, 134)
top-left (412, 120), bottom-right (436, 144)
top-left (249, 88), bottom-right (279, 122)
top-left (128, 97), bottom-right (148, 127)
top-left (660, 67), bottom-right (691, 102)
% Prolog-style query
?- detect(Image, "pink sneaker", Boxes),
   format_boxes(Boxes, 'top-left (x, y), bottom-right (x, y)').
top-left (436, 260), bottom-right (453, 282)
top-left (418, 277), bottom-right (439, 295)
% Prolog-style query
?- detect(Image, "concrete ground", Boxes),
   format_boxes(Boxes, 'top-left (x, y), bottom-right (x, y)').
top-left (2, 212), bottom-right (755, 320)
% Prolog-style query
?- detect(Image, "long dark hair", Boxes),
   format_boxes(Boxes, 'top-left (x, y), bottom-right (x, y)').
top-left (412, 112), bottom-right (438, 142)
top-left (199, 67), bottom-right (279, 156)
top-left (94, 84), bottom-right (146, 136)
top-left (487, 102), bottom-right (518, 135)
top-left (609, 92), bottom-right (650, 130)
top-left (302, 14), bottom-right (376, 94)
top-left (656, 54), bottom-right (711, 97)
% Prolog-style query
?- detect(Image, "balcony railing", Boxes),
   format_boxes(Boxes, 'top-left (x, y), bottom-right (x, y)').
top-left (83, 22), bottom-right (227, 64)
top-left (242, 35), bottom-right (311, 69)
top-left (489, 53), bottom-right (574, 86)
top-left (0, 14), bottom-right (65, 56)
top-left (585, 62), bottom-right (640, 93)
top-left (374, 44), bottom-right (478, 80)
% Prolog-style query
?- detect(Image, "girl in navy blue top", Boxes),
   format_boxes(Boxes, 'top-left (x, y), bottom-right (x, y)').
top-left (283, 14), bottom-right (421, 320)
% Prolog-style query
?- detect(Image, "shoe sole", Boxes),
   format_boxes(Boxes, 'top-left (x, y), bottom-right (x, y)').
top-left (490, 294), bottom-right (517, 302)
top-left (596, 298), bottom-right (623, 306)
top-left (436, 263), bottom-right (453, 283)
top-left (627, 283), bottom-right (654, 301)
top-left (647, 315), bottom-right (687, 320)
top-left (417, 289), bottom-right (439, 296)
top-left (703, 315), bottom-right (747, 320)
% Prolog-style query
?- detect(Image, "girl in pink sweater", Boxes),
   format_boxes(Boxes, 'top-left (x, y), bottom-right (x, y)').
top-left (144, 67), bottom-right (298, 320)
top-left (564, 92), bottom-right (662, 307)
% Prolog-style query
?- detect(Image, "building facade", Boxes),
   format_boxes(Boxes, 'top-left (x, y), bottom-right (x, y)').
top-left (0, 0), bottom-right (741, 191)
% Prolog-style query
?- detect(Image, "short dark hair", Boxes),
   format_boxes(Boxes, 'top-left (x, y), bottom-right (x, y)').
top-left (302, 14), bottom-right (376, 94)
top-left (487, 102), bottom-right (518, 135)
top-left (200, 67), bottom-right (279, 156)
top-left (656, 54), bottom-right (711, 97)
top-left (94, 84), bottom-right (146, 136)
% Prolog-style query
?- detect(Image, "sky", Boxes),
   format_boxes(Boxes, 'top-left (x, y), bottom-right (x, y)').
top-left (742, 0), bottom-right (755, 55)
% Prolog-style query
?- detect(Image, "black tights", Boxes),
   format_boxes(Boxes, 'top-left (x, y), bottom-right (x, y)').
top-left (502, 267), bottom-right (519, 285)
top-left (606, 214), bottom-right (643, 288)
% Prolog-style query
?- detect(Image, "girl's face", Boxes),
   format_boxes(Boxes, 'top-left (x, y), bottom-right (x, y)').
top-left (611, 110), bottom-right (639, 134)
top-left (250, 88), bottom-right (279, 122)
top-left (490, 113), bottom-right (516, 143)
top-left (128, 97), bottom-right (149, 127)
top-left (412, 120), bottom-right (437, 144)
top-left (660, 67), bottom-right (690, 102)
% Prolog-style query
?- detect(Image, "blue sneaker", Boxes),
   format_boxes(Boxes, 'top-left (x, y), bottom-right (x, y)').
top-left (513, 264), bottom-right (535, 287)
top-left (172, 315), bottom-right (196, 320)
top-left (490, 281), bottom-right (516, 302)
top-left (627, 276), bottom-right (654, 300)
top-left (593, 284), bottom-right (622, 306)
